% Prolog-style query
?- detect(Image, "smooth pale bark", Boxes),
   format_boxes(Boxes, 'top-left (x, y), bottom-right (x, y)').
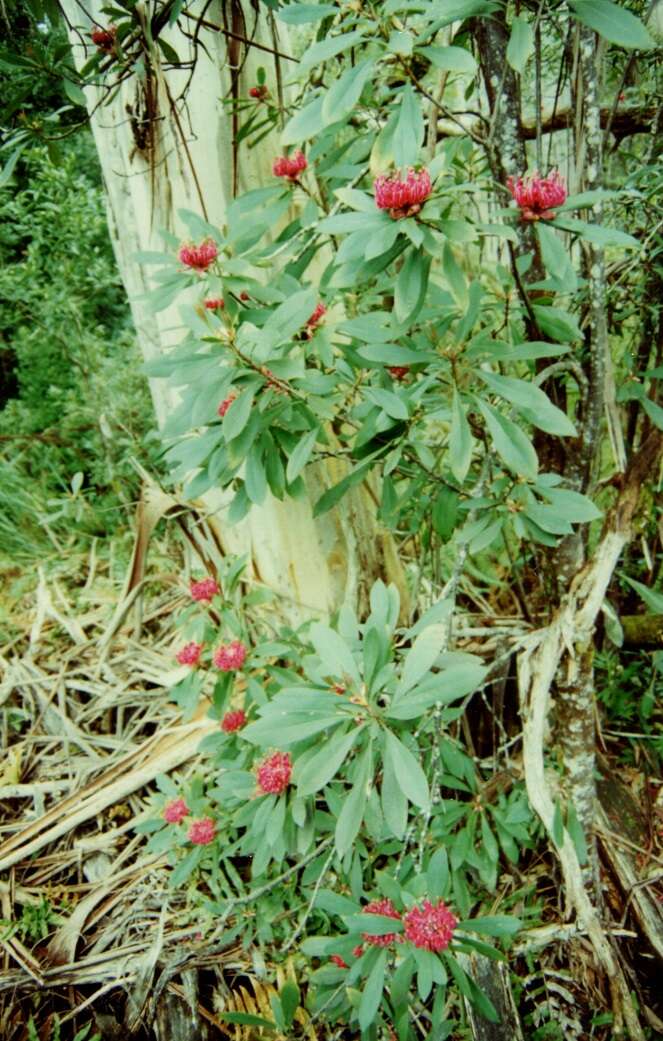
top-left (62, 1), bottom-right (405, 618)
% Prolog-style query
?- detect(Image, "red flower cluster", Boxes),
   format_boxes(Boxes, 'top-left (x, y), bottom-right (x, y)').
top-left (273, 151), bottom-right (307, 180)
top-left (221, 708), bottom-right (246, 733)
top-left (163, 797), bottom-right (189, 824)
top-left (403, 899), bottom-right (457, 952)
top-left (204, 297), bottom-right (224, 310)
top-left (218, 394), bottom-right (236, 418)
top-left (176, 641), bottom-right (203, 667)
top-left (178, 239), bottom-right (219, 272)
top-left (374, 168), bottom-right (431, 219)
top-left (507, 170), bottom-right (567, 221)
top-left (388, 365), bottom-right (409, 381)
top-left (257, 751), bottom-right (292, 795)
top-left (190, 577), bottom-right (220, 602)
top-left (213, 640), bottom-right (247, 671)
top-left (187, 817), bottom-right (216, 845)
top-left (91, 24), bottom-right (116, 52)
top-left (249, 85), bottom-right (269, 100)
top-left (361, 898), bottom-right (401, 947)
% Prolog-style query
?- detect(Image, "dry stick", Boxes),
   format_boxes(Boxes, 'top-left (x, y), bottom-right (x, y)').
top-left (518, 432), bottom-right (662, 1041)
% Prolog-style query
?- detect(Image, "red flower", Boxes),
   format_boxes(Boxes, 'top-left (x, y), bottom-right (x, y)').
top-left (352, 944), bottom-right (365, 958)
top-left (273, 151), bottom-right (308, 180)
top-left (403, 899), bottom-right (457, 952)
top-left (213, 640), bottom-right (247, 671)
top-left (374, 168), bottom-right (431, 219)
top-left (330, 954), bottom-right (348, 969)
top-left (178, 239), bottom-right (219, 272)
top-left (388, 365), bottom-right (409, 381)
top-left (187, 817), bottom-right (216, 845)
top-left (507, 170), bottom-right (567, 221)
top-left (221, 708), bottom-right (246, 733)
top-left (91, 25), bottom-right (116, 52)
top-left (249, 85), bottom-right (269, 100)
top-left (190, 577), bottom-right (220, 602)
top-left (257, 751), bottom-right (292, 795)
top-left (218, 394), bottom-right (236, 418)
top-left (204, 297), bottom-right (224, 310)
top-left (361, 898), bottom-right (401, 947)
top-left (176, 641), bottom-right (203, 666)
top-left (164, 797), bottom-right (189, 824)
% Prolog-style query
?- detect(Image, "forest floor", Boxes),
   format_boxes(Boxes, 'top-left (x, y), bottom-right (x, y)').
top-left (1, 479), bottom-right (663, 1041)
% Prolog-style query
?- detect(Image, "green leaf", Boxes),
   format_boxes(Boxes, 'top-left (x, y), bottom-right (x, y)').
top-left (477, 399), bottom-right (538, 479)
top-left (388, 661), bottom-right (487, 720)
top-left (622, 576), bottom-right (663, 614)
top-left (458, 915), bottom-right (522, 937)
top-left (449, 389), bottom-right (473, 482)
top-left (217, 1012), bottom-right (276, 1029)
top-left (427, 847), bottom-right (450, 899)
top-left (282, 95), bottom-right (324, 145)
top-left (392, 83), bottom-right (424, 167)
top-left (642, 396), bottom-right (663, 431)
top-left (277, 2), bottom-right (337, 23)
top-left (335, 746), bottom-right (371, 856)
top-left (381, 746), bottom-right (408, 839)
top-left (417, 44), bottom-right (477, 73)
top-left (532, 305), bottom-right (583, 343)
top-left (223, 389), bottom-right (255, 441)
top-left (536, 223), bottom-right (578, 292)
top-left (279, 981), bottom-right (300, 1028)
top-left (62, 77), bottom-right (87, 107)
top-left (358, 949), bottom-right (387, 1031)
top-left (310, 622), bottom-right (362, 684)
top-left (552, 216), bottom-right (639, 249)
top-left (506, 15), bottom-right (534, 72)
top-left (322, 60), bottom-right (374, 126)
top-left (313, 459), bottom-right (373, 516)
top-left (286, 427), bottom-right (319, 483)
top-left (384, 732), bottom-right (430, 809)
top-left (397, 624), bottom-right (446, 696)
top-left (242, 714), bottom-right (345, 746)
top-left (297, 727), bottom-right (362, 795)
top-left (568, 0), bottom-right (654, 49)
top-left (539, 486), bottom-right (602, 522)
top-left (478, 371), bottom-right (577, 436)
top-left (299, 30), bottom-right (366, 70)
top-left (395, 248), bottom-right (430, 324)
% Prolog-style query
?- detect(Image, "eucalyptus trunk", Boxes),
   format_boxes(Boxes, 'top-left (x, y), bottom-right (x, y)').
top-left (61, 0), bottom-right (405, 618)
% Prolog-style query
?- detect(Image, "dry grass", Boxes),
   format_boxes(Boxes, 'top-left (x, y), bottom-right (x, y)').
top-left (0, 483), bottom-right (258, 1038)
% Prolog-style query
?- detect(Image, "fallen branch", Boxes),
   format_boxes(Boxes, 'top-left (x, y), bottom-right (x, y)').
top-left (518, 431), bottom-right (662, 1041)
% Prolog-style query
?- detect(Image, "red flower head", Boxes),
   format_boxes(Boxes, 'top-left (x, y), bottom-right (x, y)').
top-left (218, 394), bottom-right (236, 418)
top-left (187, 817), bottom-right (216, 845)
top-left (204, 297), bottom-right (224, 310)
top-left (330, 954), bottom-right (348, 969)
top-left (256, 751), bottom-right (292, 795)
top-left (91, 25), bottom-right (117, 52)
top-left (374, 168), bottom-right (432, 220)
top-left (190, 577), bottom-right (220, 602)
top-left (507, 170), bottom-right (567, 221)
top-left (213, 640), bottom-right (247, 671)
top-left (361, 898), bottom-right (402, 947)
top-left (273, 151), bottom-right (308, 181)
top-left (221, 708), bottom-right (247, 733)
top-left (178, 239), bottom-right (219, 272)
top-left (403, 899), bottom-right (457, 952)
top-left (388, 365), bottom-right (410, 382)
top-left (176, 641), bottom-right (203, 667)
top-left (163, 797), bottom-right (189, 824)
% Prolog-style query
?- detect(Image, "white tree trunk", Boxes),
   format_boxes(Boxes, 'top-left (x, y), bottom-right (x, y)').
top-left (62, 0), bottom-right (406, 618)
